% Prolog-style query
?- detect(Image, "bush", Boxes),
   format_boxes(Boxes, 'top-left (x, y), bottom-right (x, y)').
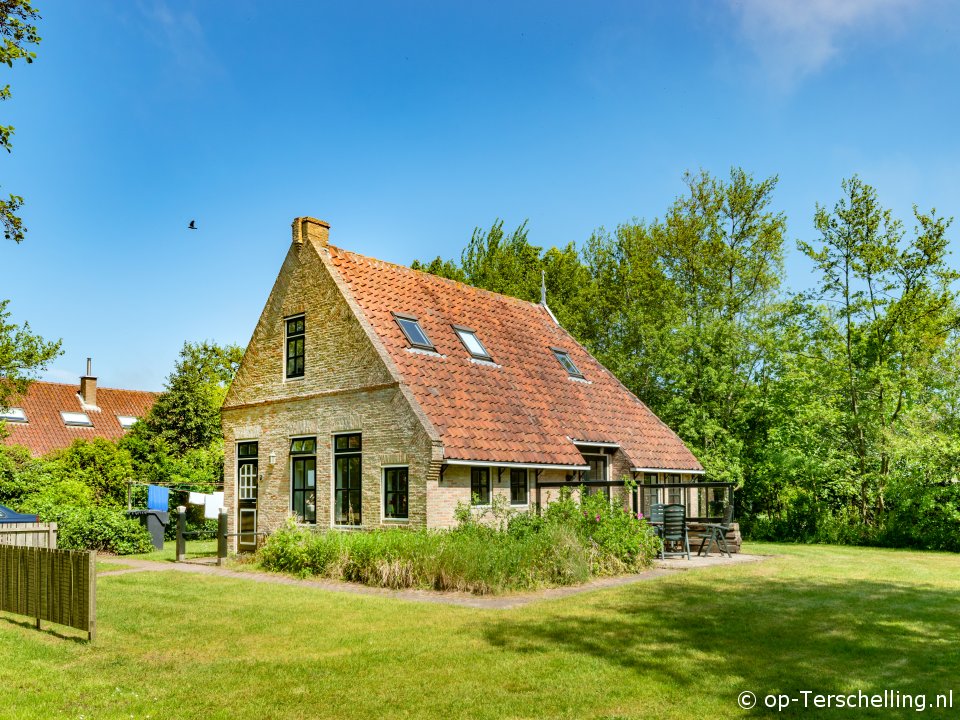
top-left (258, 484), bottom-right (658, 594)
top-left (39, 505), bottom-right (153, 555)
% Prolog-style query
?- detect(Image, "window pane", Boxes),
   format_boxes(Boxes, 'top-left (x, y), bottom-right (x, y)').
top-left (396, 317), bottom-right (433, 349)
top-left (510, 468), bottom-right (527, 505)
top-left (456, 329), bottom-right (490, 358)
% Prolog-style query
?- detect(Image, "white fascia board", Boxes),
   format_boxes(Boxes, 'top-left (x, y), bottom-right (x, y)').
top-left (631, 467), bottom-right (707, 475)
top-left (443, 459), bottom-right (588, 471)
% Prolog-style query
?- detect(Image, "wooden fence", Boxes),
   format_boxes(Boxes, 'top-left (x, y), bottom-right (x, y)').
top-left (0, 522), bottom-right (58, 548)
top-left (0, 545), bottom-right (96, 641)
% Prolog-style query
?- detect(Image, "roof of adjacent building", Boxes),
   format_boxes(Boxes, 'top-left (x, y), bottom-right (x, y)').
top-left (1, 381), bottom-right (157, 457)
top-left (327, 246), bottom-right (703, 472)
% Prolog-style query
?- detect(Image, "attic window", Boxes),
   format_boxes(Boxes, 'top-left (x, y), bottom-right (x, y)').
top-left (0, 407), bottom-right (27, 423)
top-left (0, 408), bottom-right (27, 422)
top-left (117, 415), bottom-right (138, 430)
top-left (453, 326), bottom-right (492, 360)
top-left (393, 313), bottom-right (434, 351)
top-left (551, 348), bottom-right (583, 378)
top-left (61, 411), bottom-right (93, 427)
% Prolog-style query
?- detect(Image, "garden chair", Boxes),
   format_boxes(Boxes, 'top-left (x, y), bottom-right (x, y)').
top-left (695, 504), bottom-right (734, 558)
top-left (661, 503), bottom-right (690, 560)
top-left (648, 503), bottom-right (665, 558)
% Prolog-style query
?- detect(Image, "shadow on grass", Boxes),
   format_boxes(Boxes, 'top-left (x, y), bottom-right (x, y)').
top-left (484, 570), bottom-right (960, 714)
top-left (0, 612), bottom-right (90, 644)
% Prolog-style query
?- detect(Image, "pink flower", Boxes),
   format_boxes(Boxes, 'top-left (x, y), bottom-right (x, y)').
top-left (595, 515), bottom-right (601, 522)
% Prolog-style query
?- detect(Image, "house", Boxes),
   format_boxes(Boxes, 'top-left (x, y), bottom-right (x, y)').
top-left (221, 217), bottom-right (706, 551)
top-left (0, 360), bottom-right (157, 457)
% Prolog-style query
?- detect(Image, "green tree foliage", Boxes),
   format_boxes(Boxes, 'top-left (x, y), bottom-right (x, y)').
top-left (412, 170), bottom-right (960, 550)
top-left (121, 341), bottom-right (243, 490)
top-left (0, 0), bottom-right (40, 243)
top-left (0, 298), bottom-right (61, 422)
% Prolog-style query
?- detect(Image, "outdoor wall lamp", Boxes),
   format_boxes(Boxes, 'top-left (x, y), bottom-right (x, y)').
top-left (269, 452), bottom-right (276, 465)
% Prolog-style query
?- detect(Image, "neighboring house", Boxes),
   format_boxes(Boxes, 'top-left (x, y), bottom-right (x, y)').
top-left (0, 361), bottom-right (157, 456)
top-left (221, 217), bottom-right (704, 551)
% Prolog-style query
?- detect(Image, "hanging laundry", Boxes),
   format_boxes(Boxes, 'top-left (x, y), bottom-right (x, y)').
top-left (147, 485), bottom-right (170, 511)
top-left (204, 491), bottom-right (225, 520)
top-left (188, 492), bottom-right (206, 506)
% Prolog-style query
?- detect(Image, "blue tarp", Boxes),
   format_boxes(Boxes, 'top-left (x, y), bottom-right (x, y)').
top-left (0, 504), bottom-right (38, 523)
top-left (147, 485), bottom-right (170, 511)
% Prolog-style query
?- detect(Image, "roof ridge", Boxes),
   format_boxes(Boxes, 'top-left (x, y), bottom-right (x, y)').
top-left (0, 378), bottom-right (160, 394)
top-left (327, 244), bottom-right (545, 310)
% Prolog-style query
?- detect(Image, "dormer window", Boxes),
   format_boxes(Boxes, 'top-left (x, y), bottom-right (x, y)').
top-left (61, 411), bottom-right (93, 427)
top-left (0, 407), bottom-right (27, 423)
top-left (285, 315), bottom-right (305, 379)
top-left (393, 313), bottom-right (434, 351)
top-left (454, 326), bottom-right (492, 360)
top-left (551, 348), bottom-right (583, 378)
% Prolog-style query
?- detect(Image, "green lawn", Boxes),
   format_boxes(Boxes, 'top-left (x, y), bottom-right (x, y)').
top-left (2, 543), bottom-right (959, 719)
top-left (126, 538), bottom-right (218, 563)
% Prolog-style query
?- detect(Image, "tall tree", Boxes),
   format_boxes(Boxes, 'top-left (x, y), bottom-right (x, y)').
top-left (798, 176), bottom-right (959, 524)
top-left (1, 0), bottom-right (40, 243)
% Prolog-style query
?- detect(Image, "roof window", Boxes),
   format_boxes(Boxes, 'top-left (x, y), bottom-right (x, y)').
top-left (0, 407), bottom-right (27, 423)
top-left (393, 313), bottom-right (434, 351)
top-left (551, 348), bottom-right (583, 378)
top-left (117, 415), bottom-right (138, 430)
top-left (61, 411), bottom-right (93, 427)
top-left (454, 326), bottom-right (492, 360)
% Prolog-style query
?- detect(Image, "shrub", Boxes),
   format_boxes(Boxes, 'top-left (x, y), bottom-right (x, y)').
top-left (257, 484), bottom-right (658, 594)
top-left (31, 505), bottom-right (154, 555)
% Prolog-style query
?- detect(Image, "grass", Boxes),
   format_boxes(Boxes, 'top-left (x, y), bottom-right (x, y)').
top-left (127, 538), bottom-right (217, 563)
top-left (95, 561), bottom-right (132, 573)
top-left (1, 542), bottom-right (959, 719)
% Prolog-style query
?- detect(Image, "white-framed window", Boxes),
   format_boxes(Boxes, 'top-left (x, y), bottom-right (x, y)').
top-left (117, 415), bottom-right (138, 430)
top-left (0, 407), bottom-right (27, 423)
top-left (61, 411), bottom-right (92, 427)
top-left (239, 464), bottom-right (257, 500)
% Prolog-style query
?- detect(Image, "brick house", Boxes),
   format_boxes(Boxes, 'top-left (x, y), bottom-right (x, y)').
top-left (221, 217), bottom-right (704, 551)
top-left (1, 361), bottom-right (156, 456)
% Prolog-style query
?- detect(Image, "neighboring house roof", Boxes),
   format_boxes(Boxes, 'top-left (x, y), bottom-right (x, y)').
top-left (327, 246), bottom-right (703, 472)
top-left (0, 380), bottom-right (157, 457)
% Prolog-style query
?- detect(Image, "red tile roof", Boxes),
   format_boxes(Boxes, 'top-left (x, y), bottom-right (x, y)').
top-left (1, 381), bottom-right (157, 457)
top-left (327, 246), bottom-right (703, 471)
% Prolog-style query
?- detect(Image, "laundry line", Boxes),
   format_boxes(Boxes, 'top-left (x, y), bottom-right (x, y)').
top-left (127, 480), bottom-right (226, 519)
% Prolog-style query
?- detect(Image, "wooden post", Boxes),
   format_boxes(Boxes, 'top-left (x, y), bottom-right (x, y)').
top-left (87, 550), bottom-right (97, 643)
top-left (34, 548), bottom-right (41, 630)
top-left (176, 506), bottom-right (186, 562)
top-left (217, 510), bottom-right (227, 566)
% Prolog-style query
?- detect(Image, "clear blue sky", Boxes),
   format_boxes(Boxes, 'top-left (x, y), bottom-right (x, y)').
top-left (3, 0), bottom-right (959, 391)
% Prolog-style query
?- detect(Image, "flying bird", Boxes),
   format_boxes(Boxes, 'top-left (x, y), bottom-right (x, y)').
top-left (188, 220), bottom-right (197, 230)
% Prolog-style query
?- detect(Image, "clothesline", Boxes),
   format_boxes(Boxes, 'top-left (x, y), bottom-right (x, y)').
top-left (127, 480), bottom-right (224, 490)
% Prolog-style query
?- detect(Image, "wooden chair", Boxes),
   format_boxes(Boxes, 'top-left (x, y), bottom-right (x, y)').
top-left (695, 504), bottom-right (734, 558)
top-left (661, 503), bottom-right (690, 560)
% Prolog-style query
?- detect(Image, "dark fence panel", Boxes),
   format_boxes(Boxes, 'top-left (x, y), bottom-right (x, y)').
top-left (0, 545), bottom-right (96, 641)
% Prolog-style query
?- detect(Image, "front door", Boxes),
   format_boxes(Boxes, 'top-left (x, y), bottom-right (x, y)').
top-left (237, 441), bottom-right (258, 552)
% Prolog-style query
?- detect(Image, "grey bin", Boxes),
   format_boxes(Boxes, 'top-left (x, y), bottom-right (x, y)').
top-left (127, 510), bottom-right (169, 550)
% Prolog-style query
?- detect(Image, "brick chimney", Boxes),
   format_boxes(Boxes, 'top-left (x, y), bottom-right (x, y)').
top-left (292, 216), bottom-right (330, 248)
top-left (79, 357), bottom-right (97, 409)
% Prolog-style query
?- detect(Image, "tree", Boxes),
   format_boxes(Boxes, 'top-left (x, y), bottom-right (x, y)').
top-left (1, 0), bottom-right (40, 243)
top-left (133, 340), bottom-right (244, 455)
top-left (797, 176), bottom-right (960, 525)
top-left (0, 298), bottom-right (61, 417)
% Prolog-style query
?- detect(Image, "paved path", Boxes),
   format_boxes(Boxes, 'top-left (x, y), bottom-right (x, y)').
top-left (98, 553), bottom-right (768, 610)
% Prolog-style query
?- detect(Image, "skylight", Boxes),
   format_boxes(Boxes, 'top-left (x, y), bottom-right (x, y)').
top-left (552, 348), bottom-right (583, 378)
top-left (0, 407), bottom-right (27, 423)
top-left (454, 326), bottom-right (492, 360)
top-left (117, 415), bottom-right (138, 429)
top-left (61, 411), bottom-right (93, 427)
top-left (393, 313), bottom-right (434, 350)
